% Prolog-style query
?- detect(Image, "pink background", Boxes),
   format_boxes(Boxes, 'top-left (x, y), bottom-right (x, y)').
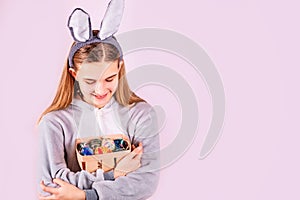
top-left (1, 0), bottom-right (299, 199)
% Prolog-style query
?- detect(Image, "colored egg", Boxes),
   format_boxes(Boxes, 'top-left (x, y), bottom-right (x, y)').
top-left (113, 139), bottom-right (129, 151)
top-left (121, 140), bottom-right (129, 149)
top-left (88, 139), bottom-right (102, 149)
top-left (81, 147), bottom-right (94, 156)
top-left (77, 143), bottom-right (85, 151)
top-left (100, 146), bottom-right (113, 154)
top-left (94, 147), bottom-right (103, 155)
top-left (114, 139), bottom-right (122, 149)
top-left (102, 138), bottom-right (115, 151)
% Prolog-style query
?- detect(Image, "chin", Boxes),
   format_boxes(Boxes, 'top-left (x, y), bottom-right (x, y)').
top-left (93, 94), bottom-right (112, 108)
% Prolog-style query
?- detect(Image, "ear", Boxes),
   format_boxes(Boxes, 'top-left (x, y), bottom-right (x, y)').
top-left (68, 8), bottom-right (92, 42)
top-left (119, 60), bottom-right (124, 68)
top-left (68, 68), bottom-right (77, 79)
top-left (98, 0), bottom-right (125, 40)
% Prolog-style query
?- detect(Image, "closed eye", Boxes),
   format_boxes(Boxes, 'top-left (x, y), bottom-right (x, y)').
top-left (105, 78), bottom-right (114, 82)
top-left (84, 79), bottom-right (96, 85)
top-left (105, 74), bottom-right (117, 82)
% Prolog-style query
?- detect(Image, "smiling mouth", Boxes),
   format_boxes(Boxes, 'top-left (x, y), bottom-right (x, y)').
top-left (93, 93), bottom-right (108, 99)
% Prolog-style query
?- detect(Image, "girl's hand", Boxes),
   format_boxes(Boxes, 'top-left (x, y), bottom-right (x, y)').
top-left (114, 142), bottom-right (143, 179)
top-left (39, 179), bottom-right (85, 200)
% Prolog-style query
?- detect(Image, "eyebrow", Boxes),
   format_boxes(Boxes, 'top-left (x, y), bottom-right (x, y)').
top-left (105, 74), bottom-right (118, 79)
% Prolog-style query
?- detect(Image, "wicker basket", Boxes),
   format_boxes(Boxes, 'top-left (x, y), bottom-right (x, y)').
top-left (76, 134), bottom-right (131, 173)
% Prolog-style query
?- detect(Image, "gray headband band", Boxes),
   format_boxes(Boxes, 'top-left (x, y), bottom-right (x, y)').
top-left (67, 0), bottom-right (124, 68)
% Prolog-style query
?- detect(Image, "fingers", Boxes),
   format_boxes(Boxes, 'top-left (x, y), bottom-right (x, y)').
top-left (133, 143), bottom-right (143, 153)
top-left (122, 142), bottom-right (143, 160)
top-left (39, 194), bottom-right (56, 200)
top-left (40, 181), bottom-right (58, 195)
top-left (131, 142), bottom-right (143, 151)
top-left (53, 178), bottom-right (66, 186)
top-left (131, 144), bottom-right (136, 150)
top-left (132, 144), bottom-right (143, 159)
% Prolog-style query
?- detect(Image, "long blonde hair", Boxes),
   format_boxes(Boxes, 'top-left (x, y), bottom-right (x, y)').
top-left (38, 32), bottom-right (144, 122)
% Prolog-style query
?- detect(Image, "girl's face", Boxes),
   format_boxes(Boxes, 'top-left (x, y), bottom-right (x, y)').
top-left (70, 60), bottom-right (120, 108)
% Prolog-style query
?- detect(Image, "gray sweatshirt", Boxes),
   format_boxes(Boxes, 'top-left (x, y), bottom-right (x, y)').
top-left (38, 96), bottom-right (160, 200)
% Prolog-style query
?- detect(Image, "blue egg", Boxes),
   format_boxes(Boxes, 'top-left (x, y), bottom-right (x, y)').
top-left (113, 139), bottom-right (129, 151)
top-left (81, 147), bottom-right (94, 156)
top-left (114, 139), bottom-right (122, 149)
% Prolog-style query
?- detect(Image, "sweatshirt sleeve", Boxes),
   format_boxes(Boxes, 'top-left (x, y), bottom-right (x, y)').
top-left (91, 105), bottom-right (160, 200)
top-left (37, 115), bottom-right (104, 196)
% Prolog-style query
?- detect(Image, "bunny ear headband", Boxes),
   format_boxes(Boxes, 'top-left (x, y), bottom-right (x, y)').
top-left (67, 0), bottom-right (124, 68)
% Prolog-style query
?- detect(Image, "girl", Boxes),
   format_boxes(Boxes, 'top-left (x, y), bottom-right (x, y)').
top-left (38, 3), bottom-right (160, 200)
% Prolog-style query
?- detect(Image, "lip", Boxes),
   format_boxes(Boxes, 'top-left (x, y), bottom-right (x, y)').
top-left (93, 93), bottom-right (108, 100)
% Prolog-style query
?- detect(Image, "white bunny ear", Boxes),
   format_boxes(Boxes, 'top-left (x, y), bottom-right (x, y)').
top-left (68, 8), bottom-right (92, 42)
top-left (98, 0), bottom-right (125, 40)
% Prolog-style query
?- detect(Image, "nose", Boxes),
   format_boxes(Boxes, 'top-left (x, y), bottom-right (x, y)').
top-left (94, 81), bottom-right (106, 94)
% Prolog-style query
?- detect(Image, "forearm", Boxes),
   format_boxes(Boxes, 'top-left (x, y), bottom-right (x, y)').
top-left (55, 167), bottom-right (104, 189)
top-left (92, 168), bottom-right (160, 200)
